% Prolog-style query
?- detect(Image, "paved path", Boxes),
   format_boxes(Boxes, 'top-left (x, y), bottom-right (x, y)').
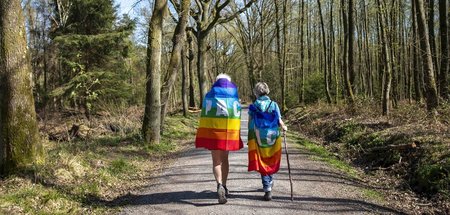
top-left (120, 108), bottom-right (402, 214)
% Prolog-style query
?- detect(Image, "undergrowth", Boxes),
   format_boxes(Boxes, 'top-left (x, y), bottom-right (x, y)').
top-left (0, 107), bottom-right (198, 214)
top-left (287, 100), bottom-right (450, 202)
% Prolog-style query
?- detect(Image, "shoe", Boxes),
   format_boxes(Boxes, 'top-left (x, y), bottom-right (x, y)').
top-left (223, 185), bottom-right (230, 197)
top-left (217, 183), bottom-right (227, 204)
top-left (264, 191), bottom-right (272, 201)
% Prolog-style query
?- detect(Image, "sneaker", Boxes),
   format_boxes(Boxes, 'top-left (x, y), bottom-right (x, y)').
top-left (217, 183), bottom-right (227, 204)
top-left (223, 185), bottom-right (230, 197)
top-left (264, 191), bottom-right (272, 201)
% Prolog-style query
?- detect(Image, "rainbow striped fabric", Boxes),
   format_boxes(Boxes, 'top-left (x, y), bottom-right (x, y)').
top-left (248, 100), bottom-right (282, 176)
top-left (195, 78), bottom-right (243, 151)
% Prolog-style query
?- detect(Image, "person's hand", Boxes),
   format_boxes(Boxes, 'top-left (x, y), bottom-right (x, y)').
top-left (282, 125), bottom-right (288, 132)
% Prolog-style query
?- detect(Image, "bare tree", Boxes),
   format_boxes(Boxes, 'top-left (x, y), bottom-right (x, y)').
top-left (414, 0), bottom-right (439, 112)
top-left (377, 0), bottom-right (393, 116)
top-left (191, 0), bottom-right (256, 102)
top-left (438, 0), bottom-right (449, 100)
top-left (142, 0), bottom-right (168, 145)
top-left (160, 0), bottom-right (191, 126)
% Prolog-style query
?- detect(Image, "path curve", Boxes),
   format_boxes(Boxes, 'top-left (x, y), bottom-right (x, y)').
top-left (119, 108), bottom-right (402, 214)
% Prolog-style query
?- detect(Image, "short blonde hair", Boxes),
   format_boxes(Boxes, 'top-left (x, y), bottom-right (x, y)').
top-left (253, 82), bottom-right (270, 97)
top-left (216, 73), bottom-right (231, 81)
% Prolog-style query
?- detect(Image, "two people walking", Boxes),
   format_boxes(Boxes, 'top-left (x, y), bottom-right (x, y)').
top-left (195, 74), bottom-right (287, 204)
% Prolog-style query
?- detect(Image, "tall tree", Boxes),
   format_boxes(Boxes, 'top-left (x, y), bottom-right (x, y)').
top-left (187, 32), bottom-right (196, 108)
top-left (298, 0), bottom-right (305, 104)
top-left (377, 0), bottom-right (393, 116)
top-left (438, 0), bottom-right (449, 99)
top-left (50, 0), bottom-right (135, 117)
top-left (317, 0), bottom-right (332, 103)
top-left (428, 0), bottom-right (438, 79)
top-left (414, 0), bottom-right (439, 112)
top-left (160, 0), bottom-right (191, 126)
top-left (0, 0), bottom-right (41, 174)
top-left (341, 0), bottom-right (355, 103)
top-left (142, 0), bottom-right (167, 145)
top-left (347, 0), bottom-right (356, 98)
top-left (412, 1), bottom-right (422, 102)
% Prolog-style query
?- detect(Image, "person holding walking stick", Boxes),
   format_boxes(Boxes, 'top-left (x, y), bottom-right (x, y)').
top-left (247, 82), bottom-right (287, 201)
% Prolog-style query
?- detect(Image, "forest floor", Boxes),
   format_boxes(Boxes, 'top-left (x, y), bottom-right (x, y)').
top-left (286, 101), bottom-right (450, 214)
top-left (0, 102), bottom-right (448, 214)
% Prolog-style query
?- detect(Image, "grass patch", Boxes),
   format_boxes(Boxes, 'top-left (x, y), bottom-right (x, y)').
top-left (361, 188), bottom-right (385, 202)
top-left (294, 136), bottom-right (358, 178)
top-left (0, 111), bottom-right (199, 215)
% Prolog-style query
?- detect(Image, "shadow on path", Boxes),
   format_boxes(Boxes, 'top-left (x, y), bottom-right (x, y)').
top-left (91, 190), bottom-right (405, 214)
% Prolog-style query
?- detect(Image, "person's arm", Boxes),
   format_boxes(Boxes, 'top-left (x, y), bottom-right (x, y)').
top-left (274, 103), bottom-right (287, 132)
top-left (279, 118), bottom-right (287, 132)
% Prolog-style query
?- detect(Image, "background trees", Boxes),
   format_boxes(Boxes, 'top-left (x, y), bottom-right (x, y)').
top-left (7, 0), bottom-right (449, 147)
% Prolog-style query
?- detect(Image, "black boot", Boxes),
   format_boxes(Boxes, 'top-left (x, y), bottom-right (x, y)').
top-left (217, 183), bottom-right (227, 204)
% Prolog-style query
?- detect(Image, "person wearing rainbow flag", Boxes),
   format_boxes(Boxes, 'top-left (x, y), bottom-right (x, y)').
top-left (195, 74), bottom-right (243, 204)
top-left (247, 82), bottom-right (287, 201)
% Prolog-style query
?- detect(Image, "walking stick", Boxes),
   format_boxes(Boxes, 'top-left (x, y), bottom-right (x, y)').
top-left (283, 132), bottom-right (294, 201)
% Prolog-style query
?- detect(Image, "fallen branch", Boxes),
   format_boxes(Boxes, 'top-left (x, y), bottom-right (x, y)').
top-left (369, 143), bottom-right (417, 152)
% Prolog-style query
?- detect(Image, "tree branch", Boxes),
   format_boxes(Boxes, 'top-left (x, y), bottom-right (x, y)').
top-left (218, 0), bottom-right (256, 24)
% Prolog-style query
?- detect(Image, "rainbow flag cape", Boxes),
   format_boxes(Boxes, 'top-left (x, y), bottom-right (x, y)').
top-left (247, 105), bottom-right (282, 175)
top-left (195, 78), bottom-right (243, 151)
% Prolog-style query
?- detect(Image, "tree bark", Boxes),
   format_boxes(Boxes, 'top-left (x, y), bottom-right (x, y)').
top-left (0, 0), bottom-right (41, 174)
top-left (142, 0), bottom-right (167, 145)
top-left (377, 0), bottom-right (393, 116)
top-left (438, 0), bottom-right (449, 100)
top-left (187, 33), bottom-right (196, 108)
top-left (181, 45), bottom-right (188, 117)
top-left (428, 0), bottom-right (439, 82)
top-left (348, 0), bottom-right (356, 96)
top-left (412, 1), bottom-right (422, 102)
top-left (298, 0), bottom-right (305, 104)
top-left (160, 0), bottom-right (191, 126)
top-left (341, 0), bottom-right (354, 103)
top-left (274, 0), bottom-right (286, 111)
top-left (415, 0), bottom-right (439, 112)
top-left (317, 0), bottom-right (332, 104)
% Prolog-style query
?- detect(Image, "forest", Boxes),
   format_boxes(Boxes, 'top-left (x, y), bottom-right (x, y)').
top-left (0, 0), bottom-right (449, 214)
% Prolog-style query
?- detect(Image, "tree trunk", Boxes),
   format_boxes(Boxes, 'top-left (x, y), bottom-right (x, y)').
top-left (428, 0), bottom-right (439, 83)
top-left (412, 1), bottom-right (422, 102)
top-left (281, 0), bottom-right (288, 111)
top-left (348, 0), bottom-right (356, 97)
top-left (181, 46), bottom-right (188, 117)
top-left (197, 34), bottom-right (209, 103)
top-left (160, 0), bottom-right (190, 126)
top-left (317, 0), bottom-right (332, 104)
top-left (187, 33), bottom-right (196, 108)
top-left (438, 0), bottom-right (449, 100)
top-left (274, 0), bottom-right (286, 111)
top-left (377, 0), bottom-right (393, 116)
top-left (0, 0), bottom-right (41, 174)
top-left (415, 0), bottom-right (439, 112)
top-left (298, 0), bottom-right (305, 104)
top-left (341, 0), bottom-right (354, 103)
top-left (142, 0), bottom-right (167, 145)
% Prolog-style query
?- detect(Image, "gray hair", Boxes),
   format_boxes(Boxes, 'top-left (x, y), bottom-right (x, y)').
top-left (253, 82), bottom-right (270, 97)
top-left (216, 73), bottom-right (231, 81)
